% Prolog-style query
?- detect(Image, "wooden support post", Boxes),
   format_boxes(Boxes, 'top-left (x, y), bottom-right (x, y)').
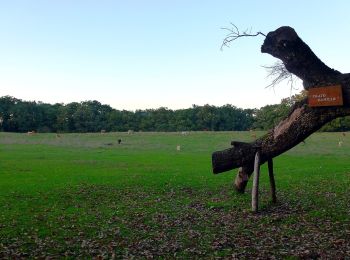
top-left (252, 151), bottom-right (261, 213)
top-left (268, 158), bottom-right (277, 203)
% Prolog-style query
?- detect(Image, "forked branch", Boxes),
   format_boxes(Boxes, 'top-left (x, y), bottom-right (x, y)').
top-left (221, 24), bottom-right (296, 90)
top-left (221, 23), bottom-right (266, 50)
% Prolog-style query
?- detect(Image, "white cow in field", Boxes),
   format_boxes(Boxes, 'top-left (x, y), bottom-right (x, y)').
top-left (27, 131), bottom-right (36, 135)
top-left (127, 130), bottom-right (134, 135)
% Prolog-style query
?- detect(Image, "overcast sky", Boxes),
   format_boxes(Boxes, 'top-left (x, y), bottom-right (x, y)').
top-left (1, 1), bottom-right (349, 110)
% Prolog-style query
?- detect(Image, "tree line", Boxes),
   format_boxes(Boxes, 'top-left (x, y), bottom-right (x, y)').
top-left (0, 95), bottom-right (349, 133)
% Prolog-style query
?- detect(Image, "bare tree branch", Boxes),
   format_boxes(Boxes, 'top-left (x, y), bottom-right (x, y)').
top-left (221, 23), bottom-right (266, 50)
top-left (221, 24), bottom-right (298, 92)
top-left (263, 61), bottom-right (298, 90)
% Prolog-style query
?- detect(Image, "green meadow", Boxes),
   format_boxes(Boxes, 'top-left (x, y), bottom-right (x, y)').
top-left (0, 131), bottom-right (349, 258)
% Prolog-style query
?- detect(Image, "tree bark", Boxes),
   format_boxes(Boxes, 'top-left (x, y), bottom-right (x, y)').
top-left (234, 165), bottom-right (254, 193)
top-left (252, 151), bottom-right (261, 213)
top-left (212, 26), bottom-right (350, 192)
top-left (268, 159), bottom-right (277, 203)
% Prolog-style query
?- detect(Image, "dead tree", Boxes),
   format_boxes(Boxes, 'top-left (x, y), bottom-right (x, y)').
top-left (212, 26), bottom-right (350, 206)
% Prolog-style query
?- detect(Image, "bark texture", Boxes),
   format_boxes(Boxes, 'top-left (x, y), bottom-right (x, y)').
top-left (251, 151), bottom-right (261, 213)
top-left (268, 159), bottom-right (277, 203)
top-left (212, 26), bottom-right (350, 192)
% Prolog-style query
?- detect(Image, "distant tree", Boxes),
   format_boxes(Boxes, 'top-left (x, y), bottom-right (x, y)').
top-left (0, 96), bottom-right (20, 131)
top-left (6, 88), bottom-right (349, 134)
top-left (253, 91), bottom-right (308, 130)
top-left (10, 101), bottom-right (41, 132)
top-left (253, 104), bottom-right (287, 130)
top-left (56, 102), bottom-right (80, 132)
top-left (320, 116), bottom-right (350, 132)
top-left (218, 105), bottom-right (254, 131)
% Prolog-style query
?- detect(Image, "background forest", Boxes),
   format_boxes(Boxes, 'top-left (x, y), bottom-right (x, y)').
top-left (1, 95), bottom-right (349, 133)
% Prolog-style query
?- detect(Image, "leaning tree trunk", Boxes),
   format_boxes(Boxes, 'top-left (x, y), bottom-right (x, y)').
top-left (212, 26), bottom-right (350, 192)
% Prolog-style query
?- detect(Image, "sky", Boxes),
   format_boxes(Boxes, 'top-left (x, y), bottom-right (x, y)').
top-left (0, 1), bottom-right (350, 111)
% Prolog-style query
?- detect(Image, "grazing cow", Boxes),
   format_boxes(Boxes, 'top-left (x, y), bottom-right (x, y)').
top-left (118, 139), bottom-right (122, 144)
top-left (127, 130), bottom-right (134, 135)
top-left (27, 131), bottom-right (36, 135)
top-left (176, 145), bottom-right (181, 151)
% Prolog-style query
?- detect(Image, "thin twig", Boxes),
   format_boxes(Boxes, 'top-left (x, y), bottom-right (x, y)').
top-left (221, 23), bottom-right (266, 50)
top-left (221, 24), bottom-right (299, 93)
top-left (263, 61), bottom-right (299, 92)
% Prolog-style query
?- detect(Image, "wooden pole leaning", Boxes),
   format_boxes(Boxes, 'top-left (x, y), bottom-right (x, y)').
top-left (268, 158), bottom-right (277, 203)
top-left (251, 150), bottom-right (261, 213)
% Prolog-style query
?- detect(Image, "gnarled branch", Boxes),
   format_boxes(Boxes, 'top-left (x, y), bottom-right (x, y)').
top-left (213, 26), bottom-right (350, 193)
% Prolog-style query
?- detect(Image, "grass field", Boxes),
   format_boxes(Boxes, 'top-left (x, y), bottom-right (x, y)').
top-left (0, 131), bottom-right (349, 258)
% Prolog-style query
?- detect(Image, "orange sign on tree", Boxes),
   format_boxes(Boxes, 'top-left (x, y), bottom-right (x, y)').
top-left (308, 85), bottom-right (343, 107)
